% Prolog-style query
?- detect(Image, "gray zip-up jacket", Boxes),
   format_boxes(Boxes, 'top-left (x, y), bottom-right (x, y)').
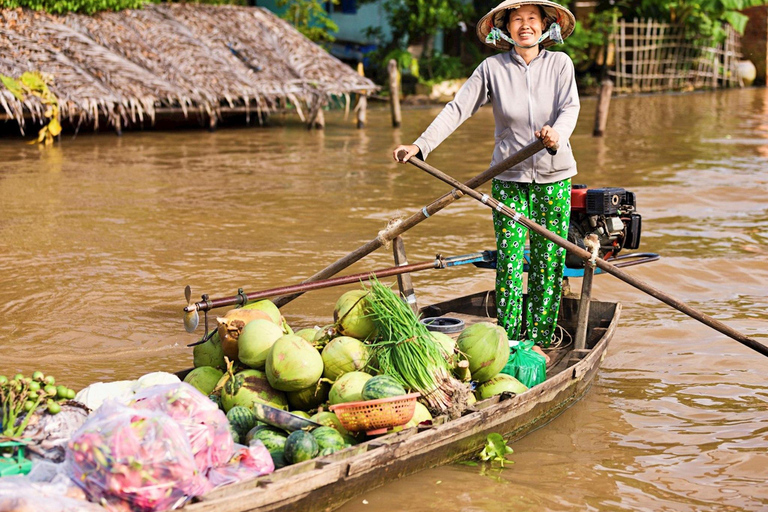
top-left (413, 49), bottom-right (580, 183)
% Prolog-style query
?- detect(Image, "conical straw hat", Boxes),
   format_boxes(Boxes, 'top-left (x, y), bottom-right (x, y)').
top-left (476, 0), bottom-right (575, 51)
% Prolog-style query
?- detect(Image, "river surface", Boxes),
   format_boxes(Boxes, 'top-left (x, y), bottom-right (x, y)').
top-left (1, 87), bottom-right (767, 511)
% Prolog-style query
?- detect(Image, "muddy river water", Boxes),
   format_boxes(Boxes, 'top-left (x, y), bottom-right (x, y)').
top-left (1, 87), bottom-right (766, 511)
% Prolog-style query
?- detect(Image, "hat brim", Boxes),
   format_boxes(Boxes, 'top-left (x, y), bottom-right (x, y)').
top-left (476, 0), bottom-right (575, 51)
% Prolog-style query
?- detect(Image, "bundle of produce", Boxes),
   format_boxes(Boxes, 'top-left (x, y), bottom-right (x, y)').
top-left (365, 279), bottom-right (464, 414)
top-left (131, 383), bottom-right (234, 472)
top-left (1, 371), bottom-right (75, 438)
top-left (67, 402), bottom-right (207, 511)
top-left (206, 442), bottom-right (274, 488)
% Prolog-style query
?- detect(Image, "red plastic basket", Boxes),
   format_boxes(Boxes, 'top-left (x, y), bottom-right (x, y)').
top-left (329, 393), bottom-right (420, 435)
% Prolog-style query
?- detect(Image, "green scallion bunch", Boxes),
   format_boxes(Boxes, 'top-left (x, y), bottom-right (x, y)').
top-left (365, 278), bottom-right (460, 413)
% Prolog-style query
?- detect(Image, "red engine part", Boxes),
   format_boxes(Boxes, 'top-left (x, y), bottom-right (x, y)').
top-left (571, 187), bottom-right (588, 212)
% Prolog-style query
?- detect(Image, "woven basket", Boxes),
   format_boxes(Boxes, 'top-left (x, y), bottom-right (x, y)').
top-left (329, 393), bottom-right (420, 435)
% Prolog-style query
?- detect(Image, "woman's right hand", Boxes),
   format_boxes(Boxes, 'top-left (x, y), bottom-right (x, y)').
top-left (392, 144), bottom-right (420, 163)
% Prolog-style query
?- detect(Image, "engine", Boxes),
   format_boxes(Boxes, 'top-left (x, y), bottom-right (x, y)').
top-left (566, 185), bottom-right (642, 268)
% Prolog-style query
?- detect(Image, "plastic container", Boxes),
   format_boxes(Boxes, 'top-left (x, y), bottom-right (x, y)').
top-left (420, 317), bottom-right (465, 334)
top-left (329, 393), bottom-right (420, 435)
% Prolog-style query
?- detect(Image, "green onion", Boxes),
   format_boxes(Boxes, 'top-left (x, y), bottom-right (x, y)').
top-left (365, 278), bottom-right (461, 413)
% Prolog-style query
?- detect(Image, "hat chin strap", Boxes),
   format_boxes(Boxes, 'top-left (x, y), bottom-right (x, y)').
top-left (485, 23), bottom-right (563, 49)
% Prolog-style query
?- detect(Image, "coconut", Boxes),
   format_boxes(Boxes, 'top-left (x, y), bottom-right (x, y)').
top-left (238, 319), bottom-right (285, 369)
top-left (241, 299), bottom-right (282, 325)
top-left (193, 330), bottom-right (226, 370)
top-left (475, 373), bottom-right (528, 400)
top-left (221, 369), bottom-right (289, 412)
top-left (321, 336), bottom-right (370, 381)
top-left (294, 328), bottom-right (320, 343)
top-left (183, 366), bottom-right (223, 395)
top-left (456, 322), bottom-right (510, 383)
top-left (405, 402), bottom-right (433, 428)
top-left (265, 335), bottom-right (324, 392)
top-left (333, 290), bottom-right (377, 340)
top-left (328, 371), bottom-right (372, 405)
top-left (287, 381), bottom-right (330, 411)
top-left (430, 331), bottom-right (457, 366)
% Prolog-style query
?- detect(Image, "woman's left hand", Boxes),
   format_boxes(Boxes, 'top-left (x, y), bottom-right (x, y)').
top-left (535, 125), bottom-right (560, 149)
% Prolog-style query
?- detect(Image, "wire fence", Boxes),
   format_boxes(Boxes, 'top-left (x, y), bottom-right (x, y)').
top-left (609, 18), bottom-right (743, 93)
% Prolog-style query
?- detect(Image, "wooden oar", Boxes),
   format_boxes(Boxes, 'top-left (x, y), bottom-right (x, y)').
top-left (272, 139), bottom-right (548, 308)
top-left (409, 156), bottom-right (768, 358)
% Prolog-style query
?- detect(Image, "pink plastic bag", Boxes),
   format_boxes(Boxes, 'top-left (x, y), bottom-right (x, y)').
top-left (131, 383), bottom-right (234, 472)
top-left (206, 441), bottom-right (275, 489)
top-left (66, 402), bottom-right (207, 511)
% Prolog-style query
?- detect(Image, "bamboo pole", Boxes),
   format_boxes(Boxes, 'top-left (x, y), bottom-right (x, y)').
top-left (409, 157), bottom-right (768, 358)
top-left (273, 139), bottom-right (548, 307)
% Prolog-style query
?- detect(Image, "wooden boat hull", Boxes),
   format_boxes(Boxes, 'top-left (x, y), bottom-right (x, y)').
top-left (187, 295), bottom-right (621, 512)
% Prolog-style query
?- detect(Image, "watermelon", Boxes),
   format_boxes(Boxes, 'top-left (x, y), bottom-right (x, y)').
top-left (226, 406), bottom-right (256, 438)
top-left (270, 450), bottom-right (288, 469)
top-left (284, 430), bottom-right (319, 464)
top-left (361, 374), bottom-right (406, 400)
top-left (311, 426), bottom-right (346, 451)
top-left (246, 426), bottom-right (288, 452)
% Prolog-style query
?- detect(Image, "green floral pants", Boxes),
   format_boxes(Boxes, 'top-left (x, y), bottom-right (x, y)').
top-left (491, 178), bottom-right (571, 347)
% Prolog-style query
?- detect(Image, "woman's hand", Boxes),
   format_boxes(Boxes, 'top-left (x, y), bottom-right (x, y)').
top-left (535, 125), bottom-right (559, 150)
top-left (392, 144), bottom-right (420, 163)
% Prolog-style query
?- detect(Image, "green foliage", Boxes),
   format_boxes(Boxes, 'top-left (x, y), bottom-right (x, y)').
top-left (560, 9), bottom-right (616, 71)
top-left (1, 71), bottom-right (61, 145)
top-left (276, 0), bottom-right (339, 44)
top-left (0, 0), bottom-right (249, 15)
top-left (478, 433), bottom-right (514, 466)
top-left (419, 53), bottom-right (468, 83)
top-left (384, 0), bottom-right (473, 42)
top-left (606, 0), bottom-right (768, 39)
top-left (384, 48), bottom-right (420, 78)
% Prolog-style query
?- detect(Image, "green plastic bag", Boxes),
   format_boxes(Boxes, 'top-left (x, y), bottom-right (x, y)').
top-left (500, 340), bottom-right (546, 388)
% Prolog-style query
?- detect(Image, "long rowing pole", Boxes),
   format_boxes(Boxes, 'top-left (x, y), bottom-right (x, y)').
top-left (408, 157), bottom-right (768, 358)
top-left (270, 139), bottom-right (549, 308)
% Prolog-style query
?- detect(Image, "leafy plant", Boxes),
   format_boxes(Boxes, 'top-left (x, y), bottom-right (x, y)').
top-left (1, 71), bottom-right (61, 145)
top-left (276, 0), bottom-right (339, 44)
top-left (478, 433), bottom-right (514, 466)
top-left (0, 0), bottom-right (249, 15)
top-left (419, 53), bottom-right (467, 83)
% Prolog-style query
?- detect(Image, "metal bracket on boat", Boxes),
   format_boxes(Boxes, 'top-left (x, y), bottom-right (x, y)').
top-left (236, 288), bottom-right (248, 307)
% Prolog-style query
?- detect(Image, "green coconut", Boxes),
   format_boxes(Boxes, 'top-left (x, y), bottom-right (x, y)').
top-left (328, 371), bottom-right (372, 405)
top-left (291, 410), bottom-right (311, 419)
top-left (456, 322), bottom-right (510, 383)
top-left (241, 299), bottom-right (282, 325)
top-left (475, 373), bottom-right (528, 400)
top-left (265, 335), bottom-right (324, 392)
top-left (221, 369), bottom-right (289, 412)
top-left (294, 328), bottom-right (320, 343)
top-left (193, 331), bottom-right (226, 370)
top-left (286, 381), bottom-right (330, 411)
top-left (333, 290), bottom-right (377, 340)
top-left (430, 331), bottom-right (457, 366)
top-left (238, 319), bottom-right (286, 370)
top-left (321, 336), bottom-right (370, 381)
top-left (404, 402), bottom-right (433, 428)
top-left (183, 366), bottom-right (223, 395)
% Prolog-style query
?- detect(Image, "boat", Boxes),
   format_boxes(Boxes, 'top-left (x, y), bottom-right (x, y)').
top-left (183, 287), bottom-right (622, 512)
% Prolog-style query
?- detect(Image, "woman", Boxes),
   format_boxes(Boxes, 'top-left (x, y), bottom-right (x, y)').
top-left (393, 0), bottom-right (578, 349)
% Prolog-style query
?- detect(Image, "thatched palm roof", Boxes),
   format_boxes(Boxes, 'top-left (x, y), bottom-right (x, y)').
top-left (0, 4), bottom-right (377, 132)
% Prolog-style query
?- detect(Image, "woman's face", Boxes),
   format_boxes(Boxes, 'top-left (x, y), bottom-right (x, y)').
top-left (506, 5), bottom-right (544, 47)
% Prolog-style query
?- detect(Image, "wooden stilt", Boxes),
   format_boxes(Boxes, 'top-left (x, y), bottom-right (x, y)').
top-left (592, 79), bottom-right (613, 137)
top-left (356, 94), bottom-right (367, 129)
top-left (388, 59), bottom-right (402, 128)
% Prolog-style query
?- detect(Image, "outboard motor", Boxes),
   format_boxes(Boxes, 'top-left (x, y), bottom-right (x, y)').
top-left (566, 185), bottom-right (642, 268)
